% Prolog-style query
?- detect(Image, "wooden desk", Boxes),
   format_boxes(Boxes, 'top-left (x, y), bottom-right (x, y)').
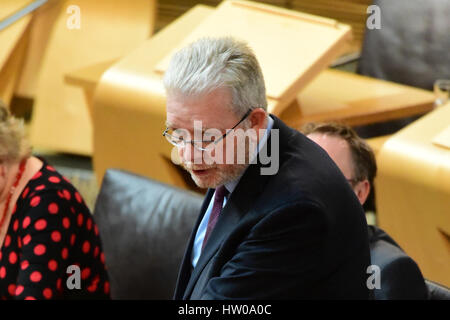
top-left (64, 59), bottom-right (117, 119)
top-left (279, 68), bottom-right (435, 129)
top-left (28, 0), bottom-right (156, 155)
top-left (66, 63), bottom-right (435, 131)
top-left (376, 103), bottom-right (450, 287)
top-left (154, 0), bottom-right (352, 116)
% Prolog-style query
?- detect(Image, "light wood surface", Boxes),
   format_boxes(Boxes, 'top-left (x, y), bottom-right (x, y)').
top-left (28, 0), bottom-right (156, 155)
top-left (279, 68), bottom-right (435, 128)
top-left (65, 59), bottom-right (116, 91)
top-left (0, 24), bottom-right (29, 106)
top-left (366, 135), bottom-right (392, 155)
top-left (376, 103), bottom-right (450, 287)
top-left (0, 0), bottom-right (32, 106)
top-left (155, 0), bottom-right (352, 115)
top-left (14, 0), bottom-right (63, 98)
top-left (156, 0), bottom-right (370, 52)
top-left (291, 0), bottom-right (372, 51)
top-left (68, 62), bottom-right (435, 132)
top-left (64, 59), bottom-right (117, 119)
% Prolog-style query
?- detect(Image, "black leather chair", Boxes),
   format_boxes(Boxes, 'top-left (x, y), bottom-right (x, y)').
top-left (94, 169), bottom-right (450, 300)
top-left (352, 0), bottom-right (450, 138)
top-left (358, 0), bottom-right (450, 91)
top-left (93, 169), bottom-right (203, 299)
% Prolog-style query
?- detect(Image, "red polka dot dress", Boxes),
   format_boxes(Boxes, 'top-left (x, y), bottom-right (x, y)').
top-left (0, 159), bottom-right (110, 300)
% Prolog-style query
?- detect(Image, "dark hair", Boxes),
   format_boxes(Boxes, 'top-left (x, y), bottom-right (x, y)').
top-left (301, 122), bottom-right (377, 211)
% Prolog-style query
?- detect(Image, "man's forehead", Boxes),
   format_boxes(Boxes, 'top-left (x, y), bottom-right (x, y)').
top-left (165, 119), bottom-right (223, 132)
top-left (307, 133), bottom-right (353, 160)
top-left (166, 90), bottom-right (237, 130)
top-left (308, 133), bottom-right (347, 148)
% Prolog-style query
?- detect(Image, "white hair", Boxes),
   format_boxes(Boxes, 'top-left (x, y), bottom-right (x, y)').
top-left (163, 37), bottom-right (267, 117)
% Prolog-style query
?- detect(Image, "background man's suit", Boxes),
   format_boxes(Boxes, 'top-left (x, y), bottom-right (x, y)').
top-left (368, 225), bottom-right (428, 299)
top-left (174, 116), bottom-right (371, 299)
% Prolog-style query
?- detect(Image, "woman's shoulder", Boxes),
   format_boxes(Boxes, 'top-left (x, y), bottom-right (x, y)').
top-left (18, 157), bottom-right (91, 217)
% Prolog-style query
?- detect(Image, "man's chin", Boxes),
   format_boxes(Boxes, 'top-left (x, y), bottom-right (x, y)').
top-left (189, 168), bottom-right (218, 189)
top-left (185, 163), bottom-right (248, 189)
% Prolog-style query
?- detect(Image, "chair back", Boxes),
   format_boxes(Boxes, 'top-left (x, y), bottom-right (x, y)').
top-left (358, 0), bottom-right (450, 90)
top-left (94, 169), bottom-right (202, 299)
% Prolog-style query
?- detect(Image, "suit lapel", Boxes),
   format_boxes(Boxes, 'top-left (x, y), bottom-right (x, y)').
top-left (173, 188), bottom-right (214, 299)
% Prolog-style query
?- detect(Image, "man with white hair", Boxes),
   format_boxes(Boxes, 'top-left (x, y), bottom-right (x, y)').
top-left (163, 37), bottom-right (371, 299)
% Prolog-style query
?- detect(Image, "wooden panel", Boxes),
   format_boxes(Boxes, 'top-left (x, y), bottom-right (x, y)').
top-left (155, 0), bottom-right (351, 115)
top-left (64, 59), bottom-right (117, 117)
top-left (156, 0), bottom-right (369, 52)
top-left (279, 68), bottom-right (435, 128)
top-left (14, 0), bottom-right (63, 98)
top-left (290, 0), bottom-right (371, 50)
top-left (376, 103), bottom-right (450, 286)
top-left (29, 0), bottom-right (156, 155)
top-left (0, 0), bottom-right (32, 106)
top-left (0, 24), bottom-right (30, 106)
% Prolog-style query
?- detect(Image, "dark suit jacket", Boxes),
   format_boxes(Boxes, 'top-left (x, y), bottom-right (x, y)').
top-left (174, 115), bottom-right (371, 299)
top-left (368, 226), bottom-right (428, 300)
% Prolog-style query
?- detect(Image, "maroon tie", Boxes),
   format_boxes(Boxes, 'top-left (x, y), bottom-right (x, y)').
top-left (202, 185), bottom-right (229, 249)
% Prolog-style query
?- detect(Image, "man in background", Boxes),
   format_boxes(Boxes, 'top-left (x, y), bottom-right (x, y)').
top-left (304, 122), bottom-right (428, 300)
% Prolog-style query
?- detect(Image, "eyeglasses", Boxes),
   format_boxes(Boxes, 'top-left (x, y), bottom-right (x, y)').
top-left (163, 109), bottom-right (252, 151)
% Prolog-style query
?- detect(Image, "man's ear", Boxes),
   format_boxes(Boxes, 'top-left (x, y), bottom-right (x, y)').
top-left (249, 108), bottom-right (267, 131)
top-left (354, 179), bottom-right (371, 205)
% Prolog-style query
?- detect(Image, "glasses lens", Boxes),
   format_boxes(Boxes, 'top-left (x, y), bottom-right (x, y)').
top-left (164, 128), bottom-right (187, 147)
top-left (164, 128), bottom-right (221, 151)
